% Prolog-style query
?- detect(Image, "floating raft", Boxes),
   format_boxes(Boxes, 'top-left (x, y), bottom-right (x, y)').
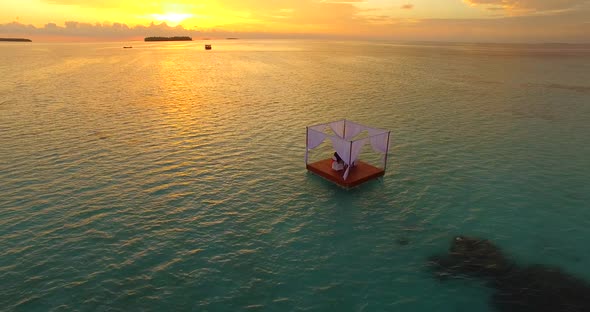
top-left (306, 159), bottom-right (384, 188)
top-left (305, 119), bottom-right (390, 189)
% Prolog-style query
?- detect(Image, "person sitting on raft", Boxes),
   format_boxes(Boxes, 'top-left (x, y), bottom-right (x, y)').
top-left (331, 152), bottom-right (345, 171)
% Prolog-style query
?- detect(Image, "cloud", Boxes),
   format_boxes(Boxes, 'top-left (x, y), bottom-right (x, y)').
top-left (401, 4), bottom-right (414, 9)
top-left (464, 0), bottom-right (588, 14)
top-left (0, 20), bottom-right (358, 41)
top-left (36, 0), bottom-right (367, 34)
top-left (369, 8), bottom-right (590, 42)
top-left (42, 0), bottom-right (122, 9)
top-left (0, 21), bottom-right (198, 40)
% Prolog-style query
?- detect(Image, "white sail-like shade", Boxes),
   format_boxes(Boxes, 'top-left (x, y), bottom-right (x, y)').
top-left (329, 120), bottom-right (345, 138)
top-left (342, 137), bottom-right (369, 180)
top-left (343, 120), bottom-right (365, 140)
top-left (368, 128), bottom-right (389, 153)
top-left (307, 129), bottom-right (327, 150)
top-left (329, 136), bottom-right (350, 165)
top-left (309, 123), bottom-right (328, 133)
top-left (350, 138), bottom-right (368, 164)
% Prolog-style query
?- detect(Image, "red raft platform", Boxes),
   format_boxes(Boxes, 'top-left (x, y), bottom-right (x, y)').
top-left (306, 159), bottom-right (385, 188)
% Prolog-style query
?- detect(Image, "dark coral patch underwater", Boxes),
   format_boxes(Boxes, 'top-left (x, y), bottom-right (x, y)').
top-left (429, 236), bottom-right (590, 312)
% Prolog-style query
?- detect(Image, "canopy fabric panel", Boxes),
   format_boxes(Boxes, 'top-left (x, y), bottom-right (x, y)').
top-left (329, 136), bottom-right (351, 166)
top-left (343, 120), bottom-right (365, 140)
top-left (342, 137), bottom-right (369, 180)
top-left (309, 123), bottom-right (330, 133)
top-left (307, 128), bottom-right (327, 150)
top-left (368, 128), bottom-right (389, 154)
top-left (305, 128), bottom-right (327, 164)
top-left (329, 120), bottom-right (345, 139)
top-left (350, 138), bottom-right (369, 164)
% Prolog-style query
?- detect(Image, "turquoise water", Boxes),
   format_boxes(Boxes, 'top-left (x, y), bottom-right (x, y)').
top-left (1, 40), bottom-right (590, 311)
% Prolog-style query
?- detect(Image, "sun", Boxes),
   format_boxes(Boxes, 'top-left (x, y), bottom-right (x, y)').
top-left (151, 12), bottom-right (193, 26)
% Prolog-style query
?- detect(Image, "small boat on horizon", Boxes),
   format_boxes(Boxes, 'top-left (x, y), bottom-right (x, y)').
top-left (205, 44), bottom-right (212, 50)
top-left (123, 46), bottom-right (133, 49)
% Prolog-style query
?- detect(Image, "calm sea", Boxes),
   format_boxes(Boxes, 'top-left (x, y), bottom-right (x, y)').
top-left (1, 40), bottom-right (590, 311)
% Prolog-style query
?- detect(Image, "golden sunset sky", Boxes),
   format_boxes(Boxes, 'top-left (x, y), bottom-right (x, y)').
top-left (1, 0), bottom-right (589, 42)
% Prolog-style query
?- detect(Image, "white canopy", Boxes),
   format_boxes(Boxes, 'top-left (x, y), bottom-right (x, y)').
top-left (306, 120), bottom-right (390, 180)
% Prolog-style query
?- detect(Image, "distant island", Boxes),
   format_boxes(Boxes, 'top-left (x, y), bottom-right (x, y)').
top-left (144, 36), bottom-right (192, 42)
top-left (0, 38), bottom-right (32, 42)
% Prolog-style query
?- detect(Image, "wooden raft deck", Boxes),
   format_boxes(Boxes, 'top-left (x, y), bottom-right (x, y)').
top-left (306, 159), bottom-right (384, 188)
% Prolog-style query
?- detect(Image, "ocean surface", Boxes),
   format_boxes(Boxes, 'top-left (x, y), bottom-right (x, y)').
top-left (1, 40), bottom-right (590, 311)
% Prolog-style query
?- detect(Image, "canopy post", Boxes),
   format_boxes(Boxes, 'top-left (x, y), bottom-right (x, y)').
top-left (383, 131), bottom-right (391, 170)
top-left (348, 140), bottom-right (353, 166)
top-left (305, 127), bottom-right (309, 165)
top-left (342, 119), bottom-right (346, 139)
